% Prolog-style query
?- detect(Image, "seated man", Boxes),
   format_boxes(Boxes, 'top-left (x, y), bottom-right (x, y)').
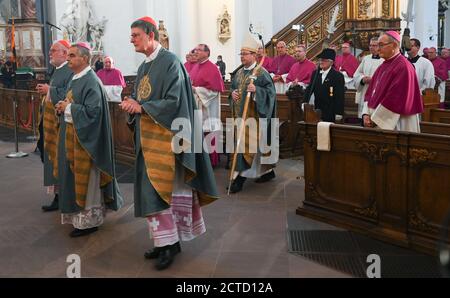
top-left (286, 45), bottom-right (316, 90)
top-left (266, 41), bottom-right (296, 94)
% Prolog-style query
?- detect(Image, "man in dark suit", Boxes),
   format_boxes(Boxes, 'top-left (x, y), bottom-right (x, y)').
top-left (305, 48), bottom-right (345, 123)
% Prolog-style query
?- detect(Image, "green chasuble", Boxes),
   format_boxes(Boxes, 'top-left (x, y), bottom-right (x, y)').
top-left (130, 48), bottom-right (219, 218)
top-left (228, 65), bottom-right (277, 172)
top-left (58, 68), bottom-right (123, 214)
top-left (43, 63), bottom-right (73, 187)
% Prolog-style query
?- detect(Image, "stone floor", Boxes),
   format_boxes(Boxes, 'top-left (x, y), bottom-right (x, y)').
top-left (0, 129), bottom-right (442, 278)
top-left (0, 128), bottom-right (441, 278)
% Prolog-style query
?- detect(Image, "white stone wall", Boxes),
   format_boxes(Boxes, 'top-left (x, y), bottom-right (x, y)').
top-left (400, 0), bottom-right (440, 53)
top-left (272, 0), bottom-right (317, 34)
top-left (50, 0), bottom-right (317, 76)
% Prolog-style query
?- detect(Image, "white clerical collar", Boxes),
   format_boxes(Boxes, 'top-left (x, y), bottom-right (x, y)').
top-left (56, 61), bottom-right (68, 70)
top-left (244, 62), bottom-right (257, 71)
top-left (200, 59), bottom-right (209, 65)
top-left (72, 66), bottom-right (92, 80)
top-left (144, 43), bottom-right (162, 63)
top-left (320, 67), bottom-right (331, 76)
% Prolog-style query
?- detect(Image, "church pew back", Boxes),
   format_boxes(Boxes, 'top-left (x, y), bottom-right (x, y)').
top-left (298, 122), bottom-right (450, 255)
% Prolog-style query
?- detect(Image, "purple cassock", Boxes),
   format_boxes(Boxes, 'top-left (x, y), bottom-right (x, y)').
top-left (286, 59), bottom-right (317, 84)
top-left (335, 53), bottom-right (359, 78)
top-left (258, 56), bottom-right (273, 71)
top-left (365, 53), bottom-right (423, 115)
top-left (430, 57), bottom-right (449, 81)
top-left (267, 54), bottom-right (296, 75)
top-left (184, 62), bottom-right (197, 75)
top-left (97, 68), bottom-right (126, 87)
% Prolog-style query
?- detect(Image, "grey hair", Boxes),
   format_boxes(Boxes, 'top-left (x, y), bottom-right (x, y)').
top-left (72, 45), bottom-right (92, 63)
top-left (52, 42), bottom-right (69, 54)
top-left (370, 37), bottom-right (379, 43)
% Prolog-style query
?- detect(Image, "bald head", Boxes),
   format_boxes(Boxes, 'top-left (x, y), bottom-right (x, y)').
top-left (276, 41), bottom-right (287, 56)
top-left (104, 56), bottom-right (114, 70)
top-left (428, 47), bottom-right (438, 60)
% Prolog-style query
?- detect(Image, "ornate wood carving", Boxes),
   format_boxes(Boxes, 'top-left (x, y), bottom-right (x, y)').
top-left (304, 134), bottom-right (317, 149)
top-left (306, 18), bottom-right (322, 47)
top-left (356, 141), bottom-right (407, 164)
top-left (409, 211), bottom-right (434, 233)
top-left (357, 0), bottom-right (372, 19)
top-left (382, 0), bottom-right (391, 18)
top-left (299, 122), bottom-right (450, 255)
top-left (268, 0), bottom-right (345, 59)
top-left (354, 199), bottom-right (378, 219)
top-left (409, 148), bottom-right (437, 166)
top-left (287, 40), bottom-right (299, 56)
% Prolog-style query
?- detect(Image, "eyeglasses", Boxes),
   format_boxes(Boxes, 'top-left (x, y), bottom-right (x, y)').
top-left (239, 52), bottom-right (252, 56)
top-left (378, 42), bottom-right (393, 48)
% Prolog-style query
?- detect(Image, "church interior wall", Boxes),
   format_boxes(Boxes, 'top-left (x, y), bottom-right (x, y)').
top-left (272, 0), bottom-right (318, 34)
top-left (49, 0), bottom-right (319, 77)
top-left (48, 0), bottom-right (446, 77)
top-left (445, 6), bottom-right (450, 47)
top-left (411, 0), bottom-right (439, 50)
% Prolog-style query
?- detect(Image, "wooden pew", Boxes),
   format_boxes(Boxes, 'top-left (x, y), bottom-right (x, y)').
top-left (298, 122), bottom-right (450, 255)
top-left (343, 90), bottom-right (358, 121)
top-left (422, 89), bottom-right (441, 122)
top-left (430, 108), bottom-right (450, 124)
top-left (421, 121), bottom-right (450, 136)
top-left (220, 93), bottom-right (303, 158)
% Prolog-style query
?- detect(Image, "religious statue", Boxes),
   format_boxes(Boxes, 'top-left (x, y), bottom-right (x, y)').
top-left (220, 19), bottom-right (229, 35)
top-left (20, 0), bottom-right (37, 19)
top-left (158, 20), bottom-right (169, 50)
top-left (401, 28), bottom-right (411, 54)
top-left (60, 0), bottom-right (90, 42)
top-left (88, 16), bottom-right (107, 51)
top-left (217, 6), bottom-right (231, 44)
top-left (60, 0), bottom-right (107, 51)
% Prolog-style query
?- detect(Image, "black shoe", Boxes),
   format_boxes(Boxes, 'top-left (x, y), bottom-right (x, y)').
top-left (154, 242), bottom-right (181, 271)
top-left (42, 195), bottom-right (59, 212)
top-left (146, 242), bottom-right (181, 260)
top-left (255, 170), bottom-right (276, 184)
top-left (69, 227), bottom-right (98, 238)
top-left (144, 247), bottom-right (162, 259)
top-left (228, 176), bottom-right (247, 194)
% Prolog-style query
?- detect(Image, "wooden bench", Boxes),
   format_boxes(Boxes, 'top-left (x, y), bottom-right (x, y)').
top-left (429, 108), bottom-right (450, 124)
top-left (298, 121), bottom-right (450, 255)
